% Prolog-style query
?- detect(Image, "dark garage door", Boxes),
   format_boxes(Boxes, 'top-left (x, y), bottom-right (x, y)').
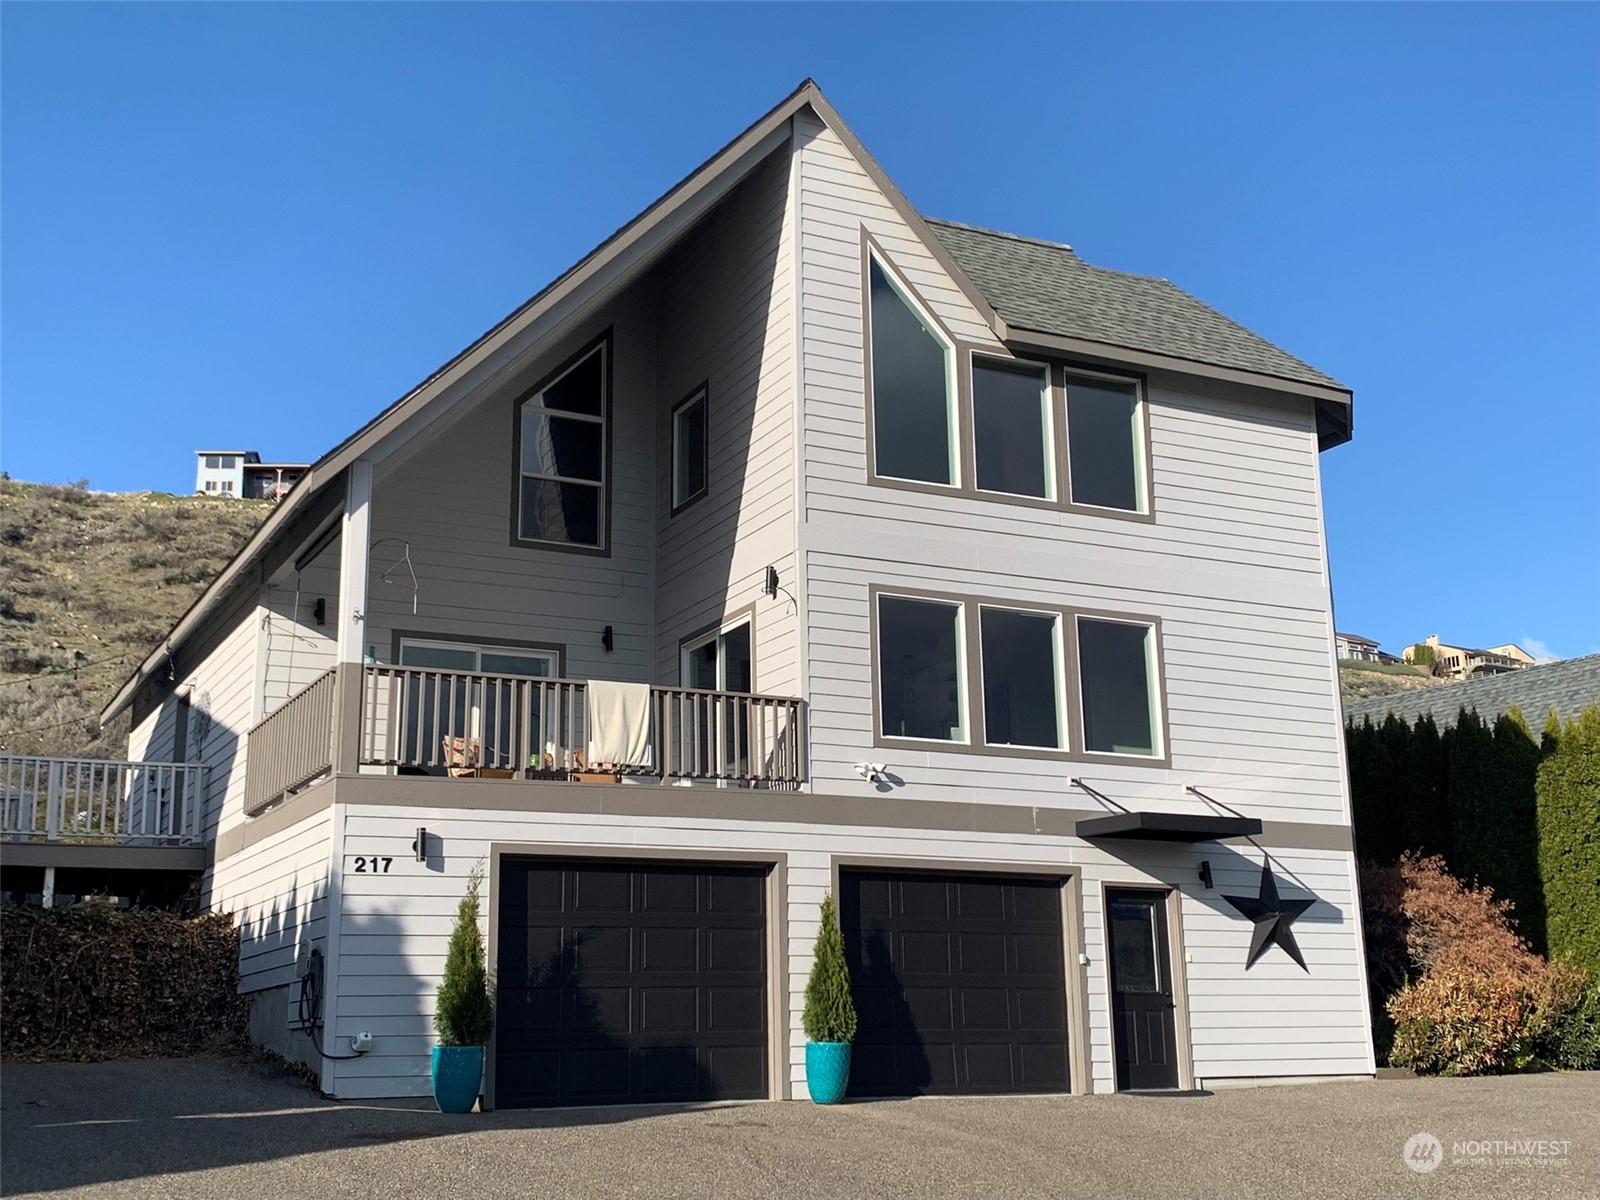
top-left (495, 858), bottom-right (768, 1108)
top-left (840, 868), bottom-right (1070, 1097)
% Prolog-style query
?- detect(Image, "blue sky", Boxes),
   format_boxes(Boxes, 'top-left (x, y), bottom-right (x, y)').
top-left (3, 4), bottom-right (1596, 660)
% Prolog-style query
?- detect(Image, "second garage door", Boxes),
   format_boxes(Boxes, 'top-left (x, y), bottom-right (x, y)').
top-left (839, 868), bottom-right (1070, 1097)
top-left (495, 858), bottom-right (768, 1108)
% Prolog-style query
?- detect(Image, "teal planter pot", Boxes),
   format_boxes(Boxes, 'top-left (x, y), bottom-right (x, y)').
top-left (431, 1045), bottom-right (484, 1114)
top-left (806, 1040), bottom-right (851, 1105)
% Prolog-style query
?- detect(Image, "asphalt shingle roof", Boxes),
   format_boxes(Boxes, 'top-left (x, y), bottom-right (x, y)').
top-left (1343, 655), bottom-right (1600, 730)
top-left (927, 219), bottom-right (1346, 392)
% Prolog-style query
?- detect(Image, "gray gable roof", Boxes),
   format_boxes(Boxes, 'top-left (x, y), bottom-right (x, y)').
top-left (1344, 654), bottom-right (1600, 730)
top-left (926, 219), bottom-right (1346, 392)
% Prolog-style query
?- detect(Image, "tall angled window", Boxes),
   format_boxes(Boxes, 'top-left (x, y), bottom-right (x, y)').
top-left (517, 341), bottom-right (607, 548)
top-left (973, 357), bottom-right (1053, 499)
top-left (877, 594), bottom-right (966, 742)
top-left (868, 255), bottom-right (957, 486)
top-left (672, 386), bottom-right (708, 511)
top-left (1077, 617), bottom-right (1161, 757)
top-left (1065, 373), bottom-right (1147, 512)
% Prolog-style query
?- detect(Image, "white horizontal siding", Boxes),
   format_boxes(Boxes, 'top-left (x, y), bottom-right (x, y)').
top-left (364, 295), bottom-right (658, 685)
top-left (211, 805), bottom-right (332, 994)
top-left (652, 145), bottom-right (799, 695)
top-left (318, 804), bottom-right (1370, 1100)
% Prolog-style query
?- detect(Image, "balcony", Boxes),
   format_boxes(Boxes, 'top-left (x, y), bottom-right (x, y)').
top-left (242, 664), bottom-right (807, 816)
top-left (0, 755), bottom-right (206, 904)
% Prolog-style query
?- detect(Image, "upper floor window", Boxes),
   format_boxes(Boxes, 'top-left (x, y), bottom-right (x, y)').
top-left (979, 606), bottom-right (1064, 749)
top-left (220, 455), bottom-right (236, 469)
top-left (204, 455), bottom-right (220, 469)
top-left (515, 337), bottom-right (608, 550)
top-left (867, 254), bottom-right (957, 487)
top-left (672, 386), bottom-right (708, 511)
top-left (1076, 616), bottom-right (1161, 757)
top-left (1065, 372), bottom-right (1147, 513)
top-left (877, 593), bottom-right (967, 742)
top-left (973, 357), bottom-right (1053, 500)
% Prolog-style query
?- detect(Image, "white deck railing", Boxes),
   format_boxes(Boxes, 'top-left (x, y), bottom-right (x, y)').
top-left (0, 755), bottom-right (204, 845)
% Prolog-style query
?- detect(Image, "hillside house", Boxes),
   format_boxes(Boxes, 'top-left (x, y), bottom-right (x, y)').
top-left (92, 83), bottom-right (1371, 1106)
top-left (196, 451), bottom-right (309, 501)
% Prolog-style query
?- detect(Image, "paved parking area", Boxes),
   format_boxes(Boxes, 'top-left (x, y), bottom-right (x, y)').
top-left (2, 1057), bottom-right (1596, 1199)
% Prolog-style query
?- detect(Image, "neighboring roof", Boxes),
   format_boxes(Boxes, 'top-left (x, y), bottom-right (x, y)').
top-left (927, 219), bottom-right (1347, 394)
top-left (1336, 632), bottom-right (1380, 646)
top-left (1344, 654), bottom-right (1600, 729)
top-left (195, 449), bottom-right (253, 456)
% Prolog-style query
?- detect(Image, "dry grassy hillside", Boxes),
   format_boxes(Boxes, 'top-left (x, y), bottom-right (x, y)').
top-left (0, 480), bottom-right (269, 758)
top-left (1338, 659), bottom-right (1450, 703)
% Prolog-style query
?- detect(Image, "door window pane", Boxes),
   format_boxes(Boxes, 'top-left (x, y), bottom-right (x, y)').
top-left (1078, 618), bottom-right (1159, 756)
top-left (973, 359), bottom-right (1052, 499)
top-left (673, 390), bottom-right (708, 508)
top-left (1066, 375), bottom-right (1145, 512)
top-left (980, 608), bottom-right (1061, 748)
top-left (479, 651), bottom-right (555, 677)
top-left (519, 478), bottom-right (601, 547)
top-left (399, 644), bottom-right (477, 671)
top-left (878, 595), bottom-right (965, 741)
top-left (1109, 898), bottom-right (1161, 993)
top-left (869, 258), bottom-right (955, 486)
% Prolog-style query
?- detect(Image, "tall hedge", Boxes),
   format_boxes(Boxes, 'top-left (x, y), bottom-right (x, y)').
top-left (0, 905), bottom-right (246, 1060)
top-left (1538, 706), bottom-right (1600, 975)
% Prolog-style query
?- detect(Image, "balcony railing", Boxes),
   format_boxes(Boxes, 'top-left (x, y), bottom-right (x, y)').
top-left (0, 755), bottom-right (204, 845)
top-left (359, 665), bottom-right (806, 786)
top-left (243, 667), bottom-right (339, 816)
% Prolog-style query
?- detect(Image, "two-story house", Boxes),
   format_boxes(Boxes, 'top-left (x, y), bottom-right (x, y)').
top-left (101, 82), bottom-right (1373, 1106)
top-left (195, 450), bottom-right (309, 501)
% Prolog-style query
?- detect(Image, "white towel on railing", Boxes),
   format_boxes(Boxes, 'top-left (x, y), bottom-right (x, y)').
top-left (585, 681), bottom-right (653, 769)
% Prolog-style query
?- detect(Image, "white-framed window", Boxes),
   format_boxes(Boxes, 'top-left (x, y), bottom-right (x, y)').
top-left (516, 340), bottom-right (607, 549)
top-left (867, 252), bottom-right (958, 487)
top-left (671, 386), bottom-right (709, 511)
top-left (220, 480), bottom-right (234, 495)
top-left (978, 605), bottom-right (1066, 750)
top-left (204, 481), bottom-right (217, 492)
top-left (972, 356), bottom-right (1054, 500)
top-left (204, 455), bottom-right (220, 469)
top-left (681, 618), bottom-right (752, 694)
top-left (220, 455), bottom-right (236, 469)
top-left (876, 593), bottom-right (967, 743)
top-left (1064, 371), bottom-right (1148, 513)
top-left (1076, 616), bottom-right (1162, 757)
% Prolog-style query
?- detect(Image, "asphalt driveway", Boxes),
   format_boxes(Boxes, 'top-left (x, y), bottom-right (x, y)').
top-left (2, 1057), bottom-right (1596, 1199)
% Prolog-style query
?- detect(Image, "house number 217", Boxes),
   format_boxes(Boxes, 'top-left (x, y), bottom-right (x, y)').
top-left (353, 856), bottom-right (394, 873)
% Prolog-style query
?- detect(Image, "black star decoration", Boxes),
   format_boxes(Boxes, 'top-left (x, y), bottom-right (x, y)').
top-left (1222, 862), bottom-right (1314, 971)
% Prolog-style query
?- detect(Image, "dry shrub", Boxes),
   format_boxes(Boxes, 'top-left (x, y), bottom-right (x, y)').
top-left (0, 904), bottom-right (247, 1060)
top-left (1378, 854), bottom-right (1589, 1074)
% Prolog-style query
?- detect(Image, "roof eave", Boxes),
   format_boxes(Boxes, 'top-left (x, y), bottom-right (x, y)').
top-left (1001, 325), bottom-right (1352, 448)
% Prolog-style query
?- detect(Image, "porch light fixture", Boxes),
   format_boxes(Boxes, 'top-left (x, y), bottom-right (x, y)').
top-left (763, 566), bottom-right (779, 599)
top-left (602, 625), bottom-right (614, 653)
top-left (313, 598), bottom-right (326, 627)
top-left (1198, 860), bottom-right (1214, 890)
top-left (413, 827), bottom-right (428, 862)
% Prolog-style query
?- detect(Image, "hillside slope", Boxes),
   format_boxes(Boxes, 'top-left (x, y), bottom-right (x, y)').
top-left (0, 481), bottom-right (269, 757)
top-left (1338, 659), bottom-right (1450, 705)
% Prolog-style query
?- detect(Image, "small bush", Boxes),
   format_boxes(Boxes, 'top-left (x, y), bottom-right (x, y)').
top-left (1536, 978), bottom-right (1600, 1070)
top-left (802, 894), bottom-right (857, 1044)
top-left (435, 864), bottom-right (493, 1046)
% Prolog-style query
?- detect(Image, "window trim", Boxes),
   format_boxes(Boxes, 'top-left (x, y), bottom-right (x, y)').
top-left (869, 587), bottom-right (972, 747)
top-left (867, 584), bottom-right (1170, 766)
top-left (861, 233), bottom-right (963, 492)
top-left (670, 382), bottom-right (710, 515)
top-left (1072, 610), bottom-right (1167, 763)
top-left (1061, 366), bottom-right (1152, 517)
top-left (970, 353), bottom-right (1058, 504)
top-left (391, 631), bottom-right (566, 677)
top-left (508, 327), bottom-right (613, 557)
top-left (976, 603), bottom-right (1069, 752)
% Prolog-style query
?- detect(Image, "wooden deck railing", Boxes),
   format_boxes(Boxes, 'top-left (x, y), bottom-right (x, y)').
top-left (243, 667), bottom-right (338, 815)
top-left (0, 755), bottom-right (203, 844)
top-left (358, 664), bottom-right (806, 787)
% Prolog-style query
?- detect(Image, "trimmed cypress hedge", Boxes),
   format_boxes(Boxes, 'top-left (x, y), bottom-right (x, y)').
top-left (1346, 701), bottom-right (1600, 960)
top-left (1538, 707), bottom-right (1600, 976)
top-left (1, 904), bottom-right (246, 1060)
